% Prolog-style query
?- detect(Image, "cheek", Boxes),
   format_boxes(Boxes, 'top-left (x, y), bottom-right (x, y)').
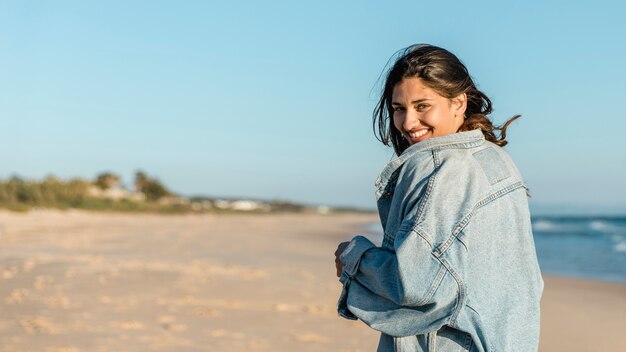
top-left (392, 114), bottom-right (403, 131)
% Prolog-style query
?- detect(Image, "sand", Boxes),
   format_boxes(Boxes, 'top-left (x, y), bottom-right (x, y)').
top-left (0, 210), bottom-right (624, 351)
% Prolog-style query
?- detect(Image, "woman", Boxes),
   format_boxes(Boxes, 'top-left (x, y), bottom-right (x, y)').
top-left (334, 44), bottom-right (543, 352)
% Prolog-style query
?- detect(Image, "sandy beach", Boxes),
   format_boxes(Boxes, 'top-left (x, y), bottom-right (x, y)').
top-left (0, 210), bottom-right (624, 351)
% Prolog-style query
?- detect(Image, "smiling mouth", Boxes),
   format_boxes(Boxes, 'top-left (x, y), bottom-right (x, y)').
top-left (405, 129), bottom-right (431, 144)
top-left (408, 129), bottom-right (429, 139)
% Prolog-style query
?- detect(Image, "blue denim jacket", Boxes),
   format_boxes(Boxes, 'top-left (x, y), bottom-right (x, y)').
top-left (338, 130), bottom-right (543, 352)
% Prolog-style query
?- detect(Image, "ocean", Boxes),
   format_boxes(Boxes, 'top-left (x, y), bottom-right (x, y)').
top-left (531, 216), bottom-right (626, 283)
top-left (362, 216), bottom-right (626, 284)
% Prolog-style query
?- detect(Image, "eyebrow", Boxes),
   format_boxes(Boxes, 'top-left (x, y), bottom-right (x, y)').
top-left (391, 98), bottom-right (433, 106)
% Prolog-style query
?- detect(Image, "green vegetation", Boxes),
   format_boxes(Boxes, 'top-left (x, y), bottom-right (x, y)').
top-left (0, 172), bottom-right (374, 214)
top-left (0, 176), bottom-right (91, 210)
top-left (0, 172), bottom-right (184, 213)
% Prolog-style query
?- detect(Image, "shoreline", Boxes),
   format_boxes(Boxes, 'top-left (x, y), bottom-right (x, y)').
top-left (0, 210), bottom-right (624, 351)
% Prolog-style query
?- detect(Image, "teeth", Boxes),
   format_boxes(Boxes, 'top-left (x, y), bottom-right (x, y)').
top-left (409, 130), bottom-right (428, 138)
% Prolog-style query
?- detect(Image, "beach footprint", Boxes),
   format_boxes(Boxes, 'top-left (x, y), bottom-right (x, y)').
top-left (46, 348), bottom-right (79, 352)
top-left (5, 288), bottom-right (30, 305)
top-left (110, 320), bottom-right (145, 330)
top-left (20, 316), bottom-right (59, 334)
top-left (209, 329), bottom-right (245, 339)
top-left (292, 332), bottom-right (330, 343)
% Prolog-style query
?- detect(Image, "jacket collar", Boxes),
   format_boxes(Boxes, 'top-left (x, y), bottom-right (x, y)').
top-left (375, 129), bottom-right (485, 193)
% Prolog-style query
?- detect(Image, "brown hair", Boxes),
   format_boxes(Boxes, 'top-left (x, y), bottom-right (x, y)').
top-left (373, 44), bottom-right (520, 156)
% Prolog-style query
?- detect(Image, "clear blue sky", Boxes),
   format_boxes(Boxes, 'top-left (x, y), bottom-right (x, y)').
top-left (1, 0), bottom-right (625, 213)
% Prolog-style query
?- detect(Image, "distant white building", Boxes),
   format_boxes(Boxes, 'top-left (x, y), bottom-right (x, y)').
top-left (213, 199), bottom-right (270, 211)
top-left (316, 205), bottom-right (331, 214)
top-left (87, 185), bottom-right (146, 202)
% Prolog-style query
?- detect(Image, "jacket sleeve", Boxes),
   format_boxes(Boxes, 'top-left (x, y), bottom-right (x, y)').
top-left (337, 159), bottom-right (460, 337)
top-left (337, 232), bottom-right (458, 337)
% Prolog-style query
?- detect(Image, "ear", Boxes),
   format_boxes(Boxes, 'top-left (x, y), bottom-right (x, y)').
top-left (451, 93), bottom-right (467, 117)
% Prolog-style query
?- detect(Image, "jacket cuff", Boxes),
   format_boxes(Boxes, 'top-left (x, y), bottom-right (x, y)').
top-left (339, 235), bottom-right (376, 279)
top-left (337, 278), bottom-right (357, 320)
top-left (337, 235), bottom-right (376, 320)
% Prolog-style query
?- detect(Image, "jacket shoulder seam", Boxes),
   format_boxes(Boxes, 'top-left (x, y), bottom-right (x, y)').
top-left (433, 181), bottom-right (526, 257)
top-left (412, 150), bottom-right (439, 225)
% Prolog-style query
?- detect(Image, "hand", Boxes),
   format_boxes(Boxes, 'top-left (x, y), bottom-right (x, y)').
top-left (334, 241), bottom-right (350, 278)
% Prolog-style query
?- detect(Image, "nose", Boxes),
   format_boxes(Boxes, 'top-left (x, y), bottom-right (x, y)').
top-left (402, 109), bottom-right (421, 132)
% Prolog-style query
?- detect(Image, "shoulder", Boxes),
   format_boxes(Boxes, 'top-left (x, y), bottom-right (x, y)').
top-left (412, 142), bottom-right (524, 227)
top-left (435, 141), bottom-right (523, 188)
top-left (396, 149), bottom-right (437, 184)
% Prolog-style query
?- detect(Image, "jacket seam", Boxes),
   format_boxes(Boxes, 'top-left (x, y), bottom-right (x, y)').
top-left (434, 181), bottom-right (526, 257)
top-left (402, 135), bottom-right (484, 158)
top-left (383, 232), bottom-right (394, 245)
top-left (433, 149), bottom-right (441, 168)
top-left (412, 226), bottom-right (434, 250)
top-left (438, 256), bottom-right (464, 324)
top-left (414, 151), bottom-right (439, 226)
top-left (416, 258), bottom-right (448, 306)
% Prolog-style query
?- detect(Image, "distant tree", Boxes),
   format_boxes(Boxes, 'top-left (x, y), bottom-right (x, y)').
top-left (5, 176), bottom-right (33, 203)
top-left (134, 171), bottom-right (170, 201)
top-left (143, 180), bottom-right (168, 201)
top-left (94, 172), bottom-right (120, 190)
top-left (9, 175), bottom-right (23, 183)
top-left (16, 182), bottom-right (38, 203)
top-left (134, 171), bottom-right (148, 193)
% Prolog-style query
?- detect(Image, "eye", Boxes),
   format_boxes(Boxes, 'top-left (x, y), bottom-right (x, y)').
top-left (416, 104), bottom-right (429, 111)
top-left (393, 106), bottom-right (405, 112)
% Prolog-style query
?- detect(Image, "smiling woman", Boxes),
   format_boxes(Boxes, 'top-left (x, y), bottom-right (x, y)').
top-left (334, 44), bottom-right (542, 352)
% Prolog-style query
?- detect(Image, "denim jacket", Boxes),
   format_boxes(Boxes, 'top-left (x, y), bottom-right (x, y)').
top-left (338, 130), bottom-right (543, 352)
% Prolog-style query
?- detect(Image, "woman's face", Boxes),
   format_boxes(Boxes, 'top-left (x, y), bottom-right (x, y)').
top-left (392, 77), bottom-right (466, 145)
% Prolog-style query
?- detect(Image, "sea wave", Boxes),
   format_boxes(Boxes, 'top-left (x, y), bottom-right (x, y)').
top-left (532, 217), bottom-right (626, 237)
top-left (615, 240), bottom-right (626, 253)
top-left (589, 220), bottom-right (612, 231)
top-left (532, 220), bottom-right (556, 231)
top-left (611, 234), bottom-right (626, 253)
